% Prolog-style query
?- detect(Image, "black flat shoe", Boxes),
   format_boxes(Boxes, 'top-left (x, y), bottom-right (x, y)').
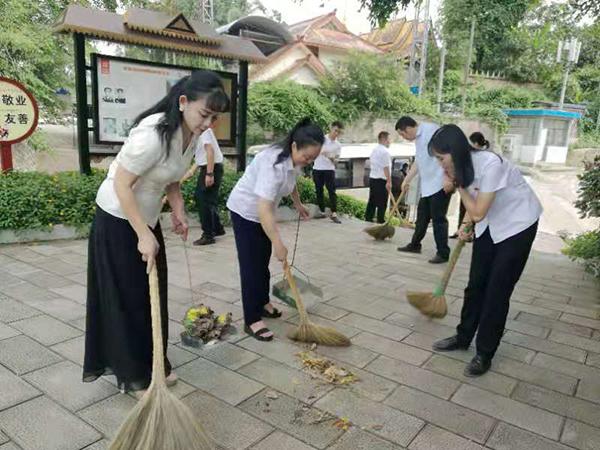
top-left (464, 354), bottom-right (491, 377)
top-left (193, 236), bottom-right (215, 246)
top-left (397, 244), bottom-right (421, 254)
top-left (432, 335), bottom-right (469, 352)
top-left (261, 307), bottom-right (282, 318)
top-left (244, 324), bottom-right (273, 341)
top-left (215, 229), bottom-right (226, 237)
top-left (428, 254), bottom-right (449, 264)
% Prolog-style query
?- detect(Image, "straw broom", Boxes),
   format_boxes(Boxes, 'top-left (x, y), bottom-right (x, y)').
top-left (364, 192), bottom-right (411, 241)
top-left (109, 266), bottom-right (216, 450)
top-left (284, 262), bottom-right (350, 347)
top-left (406, 230), bottom-right (470, 319)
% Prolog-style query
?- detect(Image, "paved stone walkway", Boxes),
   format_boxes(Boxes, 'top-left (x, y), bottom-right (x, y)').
top-left (0, 217), bottom-right (599, 450)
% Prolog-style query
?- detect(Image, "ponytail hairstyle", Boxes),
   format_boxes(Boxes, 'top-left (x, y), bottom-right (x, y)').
top-left (132, 70), bottom-right (230, 156)
top-left (274, 118), bottom-right (325, 166)
top-left (469, 131), bottom-right (490, 149)
top-left (428, 124), bottom-right (476, 188)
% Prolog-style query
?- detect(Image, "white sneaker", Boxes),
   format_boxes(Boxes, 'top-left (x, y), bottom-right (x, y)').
top-left (166, 372), bottom-right (178, 387)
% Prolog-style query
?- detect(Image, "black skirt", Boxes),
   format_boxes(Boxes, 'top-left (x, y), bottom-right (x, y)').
top-left (83, 206), bottom-right (172, 392)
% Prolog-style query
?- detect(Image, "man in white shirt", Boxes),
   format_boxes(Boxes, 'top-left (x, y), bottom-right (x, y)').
top-left (365, 131), bottom-right (392, 223)
top-left (396, 116), bottom-right (453, 264)
top-left (189, 126), bottom-right (225, 245)
top-left (313, 121), bottom-right (343, 224)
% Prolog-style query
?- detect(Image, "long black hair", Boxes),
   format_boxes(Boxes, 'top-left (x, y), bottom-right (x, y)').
top-left (428, 124), bottom-right (476, 188)
top-left (132, 70), bottom-right (230, 156)
top-left (469, 131), bottom-right (490, 149)
top-left (274, 118), bottom-right (324, 166)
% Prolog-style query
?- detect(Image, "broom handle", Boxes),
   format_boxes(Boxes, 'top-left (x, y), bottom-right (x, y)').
top-left (386, 191), bottom-right (405, 225)
top-left (284, 261), bottom-right (309, 324)
top-left (149, 266), bottom-right (166, 387)
top-left (434, 225), bottom-right (472, 296)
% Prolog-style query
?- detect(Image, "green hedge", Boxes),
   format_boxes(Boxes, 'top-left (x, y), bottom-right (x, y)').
top-left (562, 230), bottom-right (600, 278)
top-left (0, 169), bottom-right (369, 231)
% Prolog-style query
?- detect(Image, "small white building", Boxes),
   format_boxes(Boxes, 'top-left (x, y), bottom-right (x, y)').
top-left (502, 109), bottom-right (583, 165)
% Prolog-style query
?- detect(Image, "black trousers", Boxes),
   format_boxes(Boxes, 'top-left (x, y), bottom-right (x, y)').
top-left (365, 178), bottom-right (388, 223)
top-left (230, 211), bottom-right (271, 326)
top-left (313, 169), bottom-right (337, 213)
top-left (457, 222), bottom-right (538, 359)
top-left (411, 189), bottom-right (452, 258)
top-left (195, 163), bottom-right (224, 238)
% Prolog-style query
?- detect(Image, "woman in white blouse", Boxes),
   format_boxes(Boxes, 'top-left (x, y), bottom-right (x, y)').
top-left (84, 71), bottom-right (230, 395)
top-left (428, 124), bottom-right (542, 377)
top-left (227, 118), bottom-right (324, 341)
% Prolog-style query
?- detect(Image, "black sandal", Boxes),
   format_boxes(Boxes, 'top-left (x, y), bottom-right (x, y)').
top-left (261, 307), bottom-right (282, 318)
top-left (244, 324), bottom-right (274, 341)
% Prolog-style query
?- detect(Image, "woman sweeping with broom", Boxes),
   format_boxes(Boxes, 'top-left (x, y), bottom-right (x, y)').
top-left (227, 118), bottom-right (324, 341)
top-left (84, 71), bottom-right (230, 396)
top-left (428, 124), bottom-right (542, 377)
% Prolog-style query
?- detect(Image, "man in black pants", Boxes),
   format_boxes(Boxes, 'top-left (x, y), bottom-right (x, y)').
top-left (365, 131), bottom-right (392, 223)
top-left (313, 121), bottom-right (343, 224)
top-left (396, 116), bottom-right (452, 264)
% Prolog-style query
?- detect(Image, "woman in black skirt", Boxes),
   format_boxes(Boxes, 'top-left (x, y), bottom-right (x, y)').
top-left (226, 119), bottom-right (324, 341)
top-left (84, 71), bottom-right (230, 395)
top-left (429, 125), bottom-right (542, 377)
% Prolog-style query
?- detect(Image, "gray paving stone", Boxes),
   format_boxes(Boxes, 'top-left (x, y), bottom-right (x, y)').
top-left (23, 361), bottom-right (118, 412)
top-left (0, 296), bottom-right (41, 323)
top-left (0, 260), bottom-right (40, 276)
top-left (78, 394), bottom-right (137, 438)
top-left (386, 312), bottom-right (457, 339)
top-left (238, 336), bottom-right (305, 370)
top-left (314, 388), bottom-right (423, 447)
top-left (304, 303), bottom-right (349, 321)
top-left (512, 382), bottom-right (600, 428)
top-left (49, 284), bottom-right (87, 305)
top-left (352, 332), bottom-right (432, 366)
top-left (532, 298), bottom-right (600, 320)
top-left (366, 355), bottom-right (461, 400)
top-left (16, 270), bottom-right (73, 290)
top-left (0, 396), bottom-right (100, 450)
top-left (239, 390), bottom-right (343, 449)
top-left (0, 443), bottom-right (20, 450)
top-left (251, 431), bottom-right (315, 450)
top-left (337, 362), bottom-right (398, 403)
top-left (0, 432), bottom-right (6, 446)
top-left (313, 342), bottom-right (379, 369)
top-left (239, 357), bottom-right (334, 404)
top-left (408, 425), bottom-right (484, 450)
top-left (338, 313), bottom-right (412, 341)
top-left (492, 356), bottom-right (577, 395)
top-left (31, 259), bottom-right (83, 278)
top-left (164, 344), bottom-right (198, 368)
top-left (516, 312), bottom-right (594, 338)
top-left (576, 376), bottom-right (600, 404)
top-left (10, 315), bottom-right (82, 346)
top-left (451, 384), bottom-right (563, 440)
top-left (503, 331), bottom-right (587, 362)
top-left (384, 385), bottom-right (495, 444)
top-left (69, 317), bottom-right (86, 331)
top-left (587, 352), bottom-right (600, 368)
top-left (561, 314), bottom-right (600, 331)
top-left (509, 302), bottom-right (562, 319)
top-left (28, 244), bottom-right (65, 257)
top-left (0, 364), bottom-right (40, 411)
top-left (423, 354), bottom-right (517, 397)
top-left (0, 322), bottom-right (20, 341)
top-left (327, 294), bottom-right (395, 320)
top-left (549, 330), bottom-right (600, 353)
top-left (504, 318), bottom-right (549, 338)
top-left (186, 342), bottom-right (260, 370)
top-left (0, 335), bottom-right (62, 375)
top-left (177, 357), bottom-right (264, 405)
top-left (82, 440), bottom-right (109, 450)
top-left (51, 335), bottom-right (85, 366)
top-left (26, 298), bottom-right (86, 322)
top-left (486, 422), bottom-right (573, 450)
top-left (561, 419), bottom-right (600, 450)
top-left (532, 352), bottom-right (600, 381)
top-left (326, 429), bottom-right (400, 450)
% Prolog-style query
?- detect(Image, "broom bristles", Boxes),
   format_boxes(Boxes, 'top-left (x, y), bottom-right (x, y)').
top-left (407, 291), bottom-right (448, 319)
top-left (110, 383), bottom-right (216, 450)
top-left (364, 224), bottom-right (395, 240)
top-left (288, 323), bottom-right (351, 347)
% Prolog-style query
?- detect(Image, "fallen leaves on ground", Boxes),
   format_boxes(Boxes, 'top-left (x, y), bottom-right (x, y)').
top-left (298, 351), bottom-right (358, 385)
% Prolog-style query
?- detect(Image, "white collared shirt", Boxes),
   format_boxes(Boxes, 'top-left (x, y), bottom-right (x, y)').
top-left (226, 146), bottom-right (301, 222)
top-left (195, 128), bottom-right (224, 166)
top-left (414, 122), bottom-right (444, 197)
top-left (313, 135), bottom-right (341, 171)
top-left (469, 150), bottom-right (543, 243)
top-left (95, 113), bottom-right (197, 227)
top-left (369, 144), bottom-right (391, 180)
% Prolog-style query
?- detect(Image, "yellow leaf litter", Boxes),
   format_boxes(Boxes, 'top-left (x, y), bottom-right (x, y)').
top-left (298, 351), bottom-right (358, 385)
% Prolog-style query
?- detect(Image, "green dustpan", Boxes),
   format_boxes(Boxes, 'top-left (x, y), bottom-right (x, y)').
top-left (272, 266), bottom-right (323, 309)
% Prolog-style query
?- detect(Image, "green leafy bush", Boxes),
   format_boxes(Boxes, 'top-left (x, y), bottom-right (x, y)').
top-left (562, 230), bottom-right (600, 278)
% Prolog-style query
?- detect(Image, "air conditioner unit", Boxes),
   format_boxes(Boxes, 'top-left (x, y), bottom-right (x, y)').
top-left (500, 134), bottom-right (522, 162)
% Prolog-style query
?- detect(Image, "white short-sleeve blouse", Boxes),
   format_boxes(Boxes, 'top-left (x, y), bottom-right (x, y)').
top-left (96, 113), bottom-right (197, 227)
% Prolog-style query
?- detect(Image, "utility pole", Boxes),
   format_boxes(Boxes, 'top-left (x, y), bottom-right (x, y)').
top-left (461, 17), bottom-right (476, 116)
top-left (417, 0), bottom-right (431, 97)
top-left (407, 2), bottom-right (421, 88)
top-left (557, 37), bottom-right (581, 109)
top-left (200, 0), bottom-right (214, 24)
top-left (436, 41), bottom-right (446, 113)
